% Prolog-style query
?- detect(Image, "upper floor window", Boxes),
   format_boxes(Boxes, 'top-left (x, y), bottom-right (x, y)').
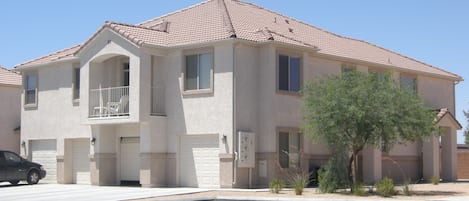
top-left (400, 74), bottom-right (417, 94)
top-left (369, 68), bottom-right (387, 80)
top-left (73, 67), bottom-right (80, 100)
top-left (278, 129), bottom-right (302, 169)
top-left (184, 52), bottom-right (212, 92)
top-left (123, 63), bottom-right (130, 86)
top-left (278, 54), bottom-right (301, 93)
top-left (341, 63), bottom-right (356, 73)
top-left (25, 73), bottom-right (37, 105)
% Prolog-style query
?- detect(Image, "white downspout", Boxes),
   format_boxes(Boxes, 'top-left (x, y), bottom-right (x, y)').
top-left (232, 42), bottom-right (238, 186)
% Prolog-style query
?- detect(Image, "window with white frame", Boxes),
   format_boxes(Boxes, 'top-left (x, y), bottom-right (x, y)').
top-left (73, 67), bottom-right (80, 100)
top-left (184, 52), bottom-right (212, 91)
top-left (400, 74), bottom-right (417, 94)
top-left (25, 74), bottom-right (37, 105)
top-left (278, 130), bottom-right (301, 169)
top-left (278, 54), bottom-right (301, 93)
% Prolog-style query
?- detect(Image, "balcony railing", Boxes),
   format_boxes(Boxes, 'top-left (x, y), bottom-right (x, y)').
top-left (151, 86), bottom-right (165, 115)
top-left (89, 86), bottom-right (129, 118)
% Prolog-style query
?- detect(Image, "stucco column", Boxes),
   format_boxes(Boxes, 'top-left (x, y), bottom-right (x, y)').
top-left (90, 125), bottom-right (117, 186)
top-left (139, 121), bottom-right (167, 187)
top-left (422, 135), bottom-right (440, 181)
top-left (362, 146), bottom-right (382, 184)
top-left (441, 127), bottom-right (457, 181)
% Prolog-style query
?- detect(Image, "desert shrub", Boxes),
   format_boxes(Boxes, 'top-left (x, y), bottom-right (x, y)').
top-left (352, 183), bottom-right (366, 196)
top-left (375, 177), bottom-right (396, 197)
top-left (317, 154), bottom-right (350, 193)
top-left (269, 178), bottom-right (285, 194)
top-left (289, 173), bottom-right (309, 195)
top-left (402, 179), bottom-right (413, 196)
top-left (431, 176), bottom-right (440, 185)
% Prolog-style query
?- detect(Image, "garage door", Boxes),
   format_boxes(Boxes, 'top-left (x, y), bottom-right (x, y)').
top-left (120, 137), bottom-right (140, 181)
top-left (31, 140), bottom-right (57, 183)
top-left (179, 135), bottom-right (220, 188)
top-left (72, 139), bottom-right (90, 184)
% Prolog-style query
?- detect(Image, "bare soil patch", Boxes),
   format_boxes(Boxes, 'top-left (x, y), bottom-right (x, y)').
top-left (137, 182), bottom-right (469, 200)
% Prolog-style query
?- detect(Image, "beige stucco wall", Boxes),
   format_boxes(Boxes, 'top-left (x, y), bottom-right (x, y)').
top-left (21, 64), bottom-right (91, 156)
top-left (164, 43), bottom-right (234, 154)
top-left (418, 75), bottom-right (455, 114)
top-left (0, 84), bottom-right (21, 153)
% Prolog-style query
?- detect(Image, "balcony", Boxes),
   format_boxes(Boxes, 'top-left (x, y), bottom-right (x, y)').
top-left (89, 86), bottom-right (129, 118)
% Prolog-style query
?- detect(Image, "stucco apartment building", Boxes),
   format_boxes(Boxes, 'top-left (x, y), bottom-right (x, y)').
top-left (0, 67), bottom-right (21, 154)
top-left (15, 0), bottom-right (462, 187)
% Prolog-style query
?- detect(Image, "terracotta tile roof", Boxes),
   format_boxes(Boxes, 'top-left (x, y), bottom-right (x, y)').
top-left (0, 66), bottom-right (21, 86)
top-left (435, 108), bottom-right (462, 129)
top-left (15, 0), bottom-right (462, 81)
top-left (17, 45), bottom-right (81, 67)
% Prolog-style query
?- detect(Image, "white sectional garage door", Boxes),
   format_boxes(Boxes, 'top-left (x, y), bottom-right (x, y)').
top-left (72, 139), bottom-right (90, 184)
top-left (179, 135), bottom-right (220, 188)
top-left (120, 137), bottom-right (140, 181)
top-left (31, 140), bottom-right (57, 183)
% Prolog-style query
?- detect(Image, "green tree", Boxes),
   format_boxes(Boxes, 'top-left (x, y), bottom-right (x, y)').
top-left (302, 71), bottom-right (437, 186)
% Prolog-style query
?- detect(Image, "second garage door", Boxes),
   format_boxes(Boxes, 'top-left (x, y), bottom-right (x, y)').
top-left (179, 134), bottom-right (220, 188)
top-left (31, 140), bottom-right (57, 183)
top-left (72, 139), bottom-right (90, 184)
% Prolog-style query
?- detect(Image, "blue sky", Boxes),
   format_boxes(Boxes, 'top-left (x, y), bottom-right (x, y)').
top-left (2, 0), bottom-right (468, 143)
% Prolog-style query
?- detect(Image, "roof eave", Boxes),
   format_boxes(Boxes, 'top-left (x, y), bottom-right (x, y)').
top-left (14, 57), bottom-right (79, 71)
top-left (258, 40), bottom-right (320, 53)
top-left (314, 52), bottom-right (462, 82)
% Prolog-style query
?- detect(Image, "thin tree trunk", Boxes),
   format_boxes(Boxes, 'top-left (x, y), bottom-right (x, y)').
top-left (348, 154), bottom-right (354, 186)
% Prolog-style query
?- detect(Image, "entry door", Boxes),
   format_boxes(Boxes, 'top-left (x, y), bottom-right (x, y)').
top-left (72, 139), bottom-right (90, 184)
top-left (120, 137), bottom-right (140, 181)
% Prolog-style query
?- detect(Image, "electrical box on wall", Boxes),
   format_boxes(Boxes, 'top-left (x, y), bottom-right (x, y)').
top-left (237, 131), bottom-right (255, 168)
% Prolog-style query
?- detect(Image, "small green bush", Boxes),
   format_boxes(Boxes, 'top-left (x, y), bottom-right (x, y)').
top-left (317, 154), bottom-right (350, 193)
top-left (402, 180), bottom-right (413, 196)
top-left (269, 178), bottom-right (285, 194)
top-left (431, 176), bottom-right (440, 185)
top-left (375, 177), bottom-right (396, 197)
top-left (289, 173), bottom-right (309, 195)
top-left (352, 183), bottom-right (366, 196)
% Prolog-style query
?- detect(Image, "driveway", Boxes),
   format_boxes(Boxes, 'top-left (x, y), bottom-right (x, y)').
top-left (0, 182), bottom-right (208, 201)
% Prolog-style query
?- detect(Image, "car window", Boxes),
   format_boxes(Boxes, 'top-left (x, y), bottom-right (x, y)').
top-left (4, 152), bottom-right (22, 164)
top-left (0, 153), bottom-right (6, 165)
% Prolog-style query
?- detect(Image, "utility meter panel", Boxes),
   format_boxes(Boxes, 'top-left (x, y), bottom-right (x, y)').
top-left (237, 131), bottom-right (255, 168)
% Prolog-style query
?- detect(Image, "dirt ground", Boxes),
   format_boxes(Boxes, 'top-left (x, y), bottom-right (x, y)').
top-left (140, 182), bottom-right (469, 200)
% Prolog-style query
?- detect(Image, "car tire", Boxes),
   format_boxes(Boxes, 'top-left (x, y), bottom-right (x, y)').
top-left (9, 180), bottom-right (20, 185)
top-left (27, 170), bottom-right (40, 185)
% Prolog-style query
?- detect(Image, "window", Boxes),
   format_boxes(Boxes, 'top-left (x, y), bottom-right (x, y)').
top-left (4, 152), bottom-right (21, 164)
top-left (25, 74), bottom-right (37, 105)
top-left (73, 68), bottom-right (80, 100)
top-left (400, 74), bottom-right (417, 94)
top-left (278, 54), bottom-right (301, 93)
top-left (369, 69), bottom-right (386, 80)
top-left (184, 52), bottom-right (212, 91)
top-left (123, 63), bottom-right (130, 86)
top-left (341, 63), bottom-right (356, 73)
top-left (278, 130), bottom-right (301, 169)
